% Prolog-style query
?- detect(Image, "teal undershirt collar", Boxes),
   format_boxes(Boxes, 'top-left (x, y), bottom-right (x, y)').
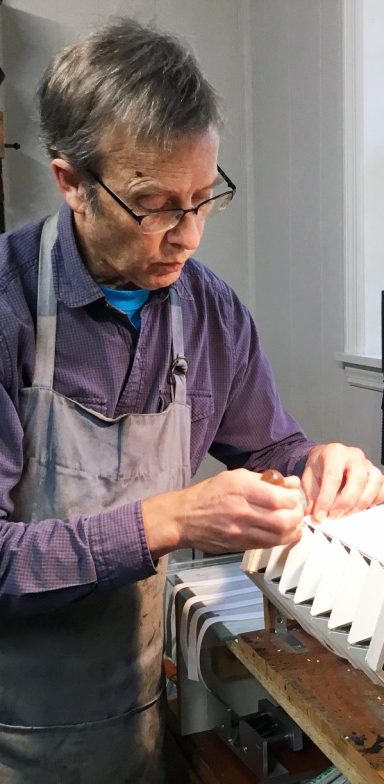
top-left (100, 285), bottom-right (150, 330)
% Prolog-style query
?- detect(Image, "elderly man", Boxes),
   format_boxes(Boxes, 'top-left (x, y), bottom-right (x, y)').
top-left (0, 17), bottom-right (382, 784)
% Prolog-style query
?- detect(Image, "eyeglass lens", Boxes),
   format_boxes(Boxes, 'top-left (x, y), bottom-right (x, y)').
top-left (140, 191), bottom-right (234, 234)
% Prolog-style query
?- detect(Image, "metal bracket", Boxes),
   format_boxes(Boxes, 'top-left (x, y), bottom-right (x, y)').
top-left (275, 614), bottom-right (307, 653)
top-left (215, 699), bottom-right (304, 780)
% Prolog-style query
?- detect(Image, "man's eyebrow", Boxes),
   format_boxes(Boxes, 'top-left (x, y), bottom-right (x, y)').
top-left (127, 173), bottom-right (223, 195)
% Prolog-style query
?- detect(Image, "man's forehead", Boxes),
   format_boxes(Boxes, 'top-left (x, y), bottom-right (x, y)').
top-left (100, 126), bottom-right (220, 182)
top-left (106, 140), bottom-right (174, 169)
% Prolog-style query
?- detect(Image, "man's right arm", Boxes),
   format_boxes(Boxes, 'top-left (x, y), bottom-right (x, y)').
top-left (0, 366), bottom-right (305, 616)
top-left (142, 469), bottom-right (304, 560)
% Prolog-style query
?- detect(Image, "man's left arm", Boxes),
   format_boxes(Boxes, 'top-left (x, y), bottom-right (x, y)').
top-left (209, 296), bottom-right (384, 519)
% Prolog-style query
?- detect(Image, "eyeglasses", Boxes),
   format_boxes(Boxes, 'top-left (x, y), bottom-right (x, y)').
top-left (88, 165), bottom-right (236, 234)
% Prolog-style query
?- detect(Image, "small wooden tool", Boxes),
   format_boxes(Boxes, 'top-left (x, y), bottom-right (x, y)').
top-left (260, 468), bottom-right (286, 487)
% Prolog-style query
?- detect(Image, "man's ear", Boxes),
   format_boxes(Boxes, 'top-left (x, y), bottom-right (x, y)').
top-left (50, 159), bottom-right (87, 213)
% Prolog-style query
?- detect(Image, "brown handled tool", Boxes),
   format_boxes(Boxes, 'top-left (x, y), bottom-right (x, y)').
top-left (260, 468), bottom-right (286, 487)
top-left (261, 468), bottom-right (307, 509)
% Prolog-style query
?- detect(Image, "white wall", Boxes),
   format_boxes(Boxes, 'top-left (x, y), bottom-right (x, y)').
top-left (250, 0), bottom-right (344, 438)
top-left (248, 0), bottom-right (382, 465)
top-left (2, 0), bottom-right (383, 468)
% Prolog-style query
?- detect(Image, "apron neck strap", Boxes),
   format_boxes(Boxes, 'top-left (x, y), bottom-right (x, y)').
top-left (32, 213), bottom-right (59, 389)
top-left (33, 221), bottom-right (188, 403)
top-left (169, 287), bottom-right (187, 405)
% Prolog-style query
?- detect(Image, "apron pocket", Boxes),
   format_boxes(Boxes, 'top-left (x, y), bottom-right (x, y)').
top-left (0, 696), bottom-right (165, 784)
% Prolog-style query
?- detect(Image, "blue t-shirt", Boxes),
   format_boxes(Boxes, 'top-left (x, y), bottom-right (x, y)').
top-left (100, 286), bottom-right (150, 329)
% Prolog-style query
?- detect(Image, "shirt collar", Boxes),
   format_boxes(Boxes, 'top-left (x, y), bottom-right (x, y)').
top-left (52, 204), bottom-right (103, 308)
top-left (52, 203), bottom-right (193, 307)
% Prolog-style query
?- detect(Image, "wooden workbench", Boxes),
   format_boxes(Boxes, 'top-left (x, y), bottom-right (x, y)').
top-left (227, 626), bottom-right (384, 784)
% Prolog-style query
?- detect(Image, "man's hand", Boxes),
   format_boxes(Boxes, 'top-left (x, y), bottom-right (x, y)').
top-left (142, 468), bottom-right (304, 560)
top-left (301, 443), bottom-right (384, 521)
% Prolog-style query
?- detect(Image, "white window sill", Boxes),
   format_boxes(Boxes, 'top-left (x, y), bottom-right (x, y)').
top-left (335, 352), bottom-right (383, 391)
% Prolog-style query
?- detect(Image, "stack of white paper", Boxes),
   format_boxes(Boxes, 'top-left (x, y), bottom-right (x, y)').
top-left (242, 505), bottom-right (384, 685)
top-left (166, 560), bottom-right (264, 684)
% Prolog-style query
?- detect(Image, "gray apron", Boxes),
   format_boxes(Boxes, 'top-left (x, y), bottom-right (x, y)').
top-left (2, 215), bottom-right (191, 783)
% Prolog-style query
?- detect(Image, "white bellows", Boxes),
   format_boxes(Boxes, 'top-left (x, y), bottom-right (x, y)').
top-left (241, 504), bottom-right (384, 686)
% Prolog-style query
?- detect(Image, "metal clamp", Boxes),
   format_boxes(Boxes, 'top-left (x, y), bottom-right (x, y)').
top-left (216, 700), bottom-right (304, 780)
top-left (169, 355), bottom-right (188, 385)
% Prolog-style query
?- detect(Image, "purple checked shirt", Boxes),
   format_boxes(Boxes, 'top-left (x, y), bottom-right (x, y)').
top-left (0, 204), bottom-right (314, 613)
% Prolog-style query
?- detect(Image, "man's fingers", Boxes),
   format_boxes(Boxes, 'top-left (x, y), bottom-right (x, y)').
top-left (302, 447), bottom-right (384, 522)
top-left (346, 466), bottom-right (384, 516)
top-left (240, 470), bottom-right (304, 512)
top-left (222, 512), bottom-right (304, 551)
top-left (304, 466), bottom-right (345, 521)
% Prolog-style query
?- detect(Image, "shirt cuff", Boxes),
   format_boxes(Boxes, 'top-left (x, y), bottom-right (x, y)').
top-left (292, 453), bottom-right (311, 478)
top-left (86, 500), bottom-right (157, 586)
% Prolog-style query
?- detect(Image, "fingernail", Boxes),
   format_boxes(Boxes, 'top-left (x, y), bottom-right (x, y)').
top-left (315, 510), bottom-right (327, 522)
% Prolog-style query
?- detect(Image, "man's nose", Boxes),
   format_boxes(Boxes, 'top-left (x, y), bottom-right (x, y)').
top-left (166, 210), bottom-right (204, 250)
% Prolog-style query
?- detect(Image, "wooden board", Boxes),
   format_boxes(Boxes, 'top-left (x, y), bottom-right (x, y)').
top-left (227, 628), bottom-right (384, 784)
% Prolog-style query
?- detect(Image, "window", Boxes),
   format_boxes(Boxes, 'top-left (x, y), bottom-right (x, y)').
top-left (342, 0), bottom-right (384, 363)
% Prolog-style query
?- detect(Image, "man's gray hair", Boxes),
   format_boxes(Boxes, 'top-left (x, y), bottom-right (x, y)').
top-left (38, 17), bottom-right (223, 177)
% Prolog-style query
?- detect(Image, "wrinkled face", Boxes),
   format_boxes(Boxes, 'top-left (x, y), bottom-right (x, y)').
top-left (75, 126), bottom-right (220, 289)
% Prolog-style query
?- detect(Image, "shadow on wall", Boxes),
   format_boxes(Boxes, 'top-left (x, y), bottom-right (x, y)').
top-left (1, 4), bottom-right (158, 229)
top-left (4, 145), bottom-right (60, 229)
top-left (2, 7), bottom-right (69, 228)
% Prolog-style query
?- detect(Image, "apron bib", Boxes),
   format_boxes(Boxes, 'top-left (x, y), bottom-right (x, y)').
top-left (3, 215), bottom-right (192, 783)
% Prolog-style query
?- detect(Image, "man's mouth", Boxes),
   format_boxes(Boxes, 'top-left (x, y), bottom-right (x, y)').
top-left (152, 261), bottom-right (184, 273)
